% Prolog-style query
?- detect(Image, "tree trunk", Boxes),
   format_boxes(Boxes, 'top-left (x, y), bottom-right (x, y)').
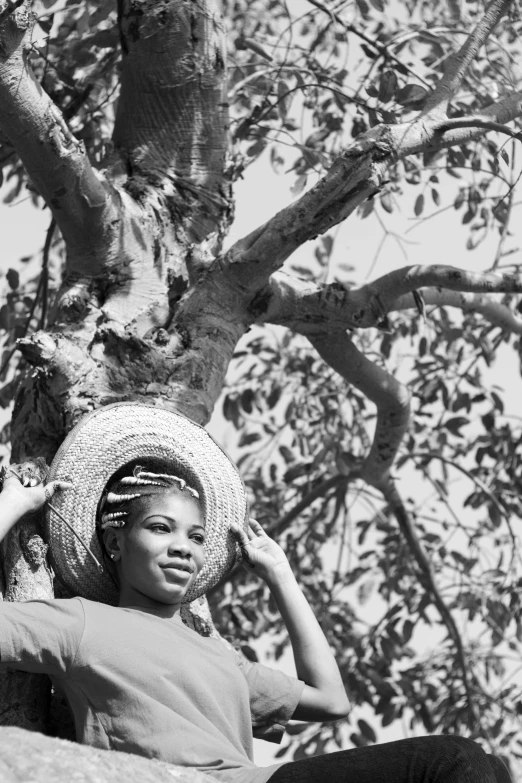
top-left (0, 0), bottom-right (241, 736)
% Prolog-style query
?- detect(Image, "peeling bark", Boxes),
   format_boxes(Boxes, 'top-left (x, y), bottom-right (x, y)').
top-left (113, 0), bottom-right (231, 244)
top-left (0, 2), bottom-right (112, 251)
top-left (254, 266), bottom-right (522, 334)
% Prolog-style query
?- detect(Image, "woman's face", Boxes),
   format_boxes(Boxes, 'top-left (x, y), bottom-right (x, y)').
top-left (108, 489), bottom-right (206, 612)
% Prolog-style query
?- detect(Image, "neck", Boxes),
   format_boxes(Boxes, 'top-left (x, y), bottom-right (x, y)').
top-left (118, 586), bottom-right (182, 618)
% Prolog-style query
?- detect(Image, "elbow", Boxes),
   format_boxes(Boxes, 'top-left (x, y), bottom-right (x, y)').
top-left (324, 695), bottom-right (350, 721)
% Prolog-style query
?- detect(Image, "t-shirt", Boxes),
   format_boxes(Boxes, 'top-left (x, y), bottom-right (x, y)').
top-left (0, 598), bottom-right (304, 783)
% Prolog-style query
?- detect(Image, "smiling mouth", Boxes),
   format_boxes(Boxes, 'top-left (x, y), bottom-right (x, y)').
top-left (162, 563), bottom-right (193, 575)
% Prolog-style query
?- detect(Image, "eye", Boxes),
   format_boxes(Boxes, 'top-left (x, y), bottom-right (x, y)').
top-left (149, 523), bottom-right (170, 533)
top-left (191, 533), bottom-right (205, 545)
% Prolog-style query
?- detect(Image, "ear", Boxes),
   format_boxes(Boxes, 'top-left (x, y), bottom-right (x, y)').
top-left (103, 526), bottom-right (123, 562)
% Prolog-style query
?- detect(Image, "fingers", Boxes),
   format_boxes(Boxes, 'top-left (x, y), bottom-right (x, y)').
top-left (8, 468), bottom-right (41, 488)
top-left (248, 518), bottom-right (268, 537)
top-left (229, 522), bottom-right (250, 548)
top-left (43, 480), bottom-right (73, 502)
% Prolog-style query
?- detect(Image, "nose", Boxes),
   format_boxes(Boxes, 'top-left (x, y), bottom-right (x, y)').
top-left (167, 537), bottom-right (192, 558)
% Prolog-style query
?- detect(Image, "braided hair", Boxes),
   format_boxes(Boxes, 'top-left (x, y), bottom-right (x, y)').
top-left (98, 463), bottom-right (200, 531)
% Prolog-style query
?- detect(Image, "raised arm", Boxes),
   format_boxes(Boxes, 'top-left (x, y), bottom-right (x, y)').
top-left (231, 520), bottom-right (349, 722)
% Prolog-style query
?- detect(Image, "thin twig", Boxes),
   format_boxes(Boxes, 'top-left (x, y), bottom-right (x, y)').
top-left (407, 451), bottom-right (521, 567)
top-left (306, 0), bottom-right (431, 88)
top-left (206, 475), bottom-right (348, 599)
top-left (436, 116), bottom-right (522, 141)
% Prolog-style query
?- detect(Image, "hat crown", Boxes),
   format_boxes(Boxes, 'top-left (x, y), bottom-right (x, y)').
top-left (46, 402), bottom-right (248, 603)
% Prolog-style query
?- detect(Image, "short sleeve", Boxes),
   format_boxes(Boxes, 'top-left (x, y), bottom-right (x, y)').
top-left (0, 597), bottom-right (85, 679)
top-left (236, 655), bottom-right (305, 744)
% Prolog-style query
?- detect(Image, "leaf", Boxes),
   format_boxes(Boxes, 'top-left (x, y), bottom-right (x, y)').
top-left (454, 191), bottom-right (465, 209)
top-left (238, 431), bottom-right (261, 447)
top-left (357, 719), bottom-right (377, 743)
top-left (402, 619), bottom-right (414, 643)
top-left (6, 269), bottom-right (19, 290)
top-left (381, 703), bottom-right (397, 727)
top-left (358, 199), bottom-right (374, 219)
top-left (414, 194), bottom-right (424, 216)
top-left (286, 722), bottom-right (309, 736)
top-left (482, 411), bottom-right (495, 431)
top-left (38, 14), bottom-right (54, 34)
top-left (431, 188), bottom-right (440, 206)
top-left (267, 386), bottom-right (281, 409)
top-left (243, 38), bottom-right (273, 62)
top-left (491, 391), bottom-right (504, 413)
top-left (444, 416), bottom-right (469, 434)
top-left (270, 145), bottom-right (285, 174)
top-left (350, 732), bottom-right (369, 748)
top-left (369, 0), bottom-right (385, 10)
top-left (246, 138), bottom-right (267, 158)
top-left (396, 84), bottom-right (429, 106)
top-left (241, 388), bottom-right (255, 414)
top-left (378, 70), bottom-right (397, 103)
top-left (355, 0), bottom-right (371, 19)
top-left (380, 192), bottom-right (393, 213)
top-left (291, 174), bottom-right (307, 196)
top-left (277, 79), bottom-right (292, 121)
top-left (283, 462), bottom-right (313, 483)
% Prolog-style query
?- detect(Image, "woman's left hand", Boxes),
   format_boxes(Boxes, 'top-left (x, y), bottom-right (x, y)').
top-left (230, 519), bottom-right (292, 584)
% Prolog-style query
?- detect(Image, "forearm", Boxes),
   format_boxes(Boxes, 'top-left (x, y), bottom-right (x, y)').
top-left (267, 566), bottom-right (346, 700)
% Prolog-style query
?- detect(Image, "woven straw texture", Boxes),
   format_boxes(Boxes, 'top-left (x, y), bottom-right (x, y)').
top-left (45, 403), bottom-right (249, 604)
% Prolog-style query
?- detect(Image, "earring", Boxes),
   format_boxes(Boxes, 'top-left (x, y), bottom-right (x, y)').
top-left (110, 553), bottom-right (115, 560)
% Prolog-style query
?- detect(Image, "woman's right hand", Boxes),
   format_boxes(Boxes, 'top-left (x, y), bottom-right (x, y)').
top-left (1, 468), bottom-right (72, 518)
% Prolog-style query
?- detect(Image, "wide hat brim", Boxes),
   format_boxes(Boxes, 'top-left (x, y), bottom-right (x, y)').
top-left (45, 402), bottom-right (249, 604)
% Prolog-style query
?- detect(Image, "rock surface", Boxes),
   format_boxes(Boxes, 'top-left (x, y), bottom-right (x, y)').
top-left (0, 727), bottom-right (217, 783)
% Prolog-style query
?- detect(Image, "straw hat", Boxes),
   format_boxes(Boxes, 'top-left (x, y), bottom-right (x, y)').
top-left (45, 402), bottom-right (249, 604)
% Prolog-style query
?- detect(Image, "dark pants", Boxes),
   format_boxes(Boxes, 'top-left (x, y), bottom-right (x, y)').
top-left (268, 736), bottom-right (512, 782)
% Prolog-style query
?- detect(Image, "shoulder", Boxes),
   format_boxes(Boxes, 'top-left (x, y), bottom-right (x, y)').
top-left (0, 596), bottom-right (84, 617)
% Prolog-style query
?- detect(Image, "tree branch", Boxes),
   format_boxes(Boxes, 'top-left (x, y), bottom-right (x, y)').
top-left (436, 116), bottom-right (522, 142)
top-left (393, 289), bottom-right (522, 333)
top-left (429, 90), bottom-right (522, 149)
top-left (0, 2), bottom-right (112, 251)
top-left (300, 332), bottom-right (479, 727)
top-left (422, 0), bottom-right (513, 118)
top-left (250, 265), bottom-right (522, 334)
top-left (380, 480), bottom-right (480, 731)
top-left (309, 332), bottom-right (411, 488)
top-left (216, 87), bottom-right (522, 298)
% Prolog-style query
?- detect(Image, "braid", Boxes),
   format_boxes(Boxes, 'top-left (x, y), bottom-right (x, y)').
top-left (98, 464), bottom-right (200, 530)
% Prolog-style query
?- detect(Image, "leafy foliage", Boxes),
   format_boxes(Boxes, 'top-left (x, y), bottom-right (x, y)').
top-left (210, 310), bottom-right (522, 762)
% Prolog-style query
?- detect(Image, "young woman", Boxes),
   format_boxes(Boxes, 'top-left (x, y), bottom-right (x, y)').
top-left (0, 405), bottom-right (512, 783)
